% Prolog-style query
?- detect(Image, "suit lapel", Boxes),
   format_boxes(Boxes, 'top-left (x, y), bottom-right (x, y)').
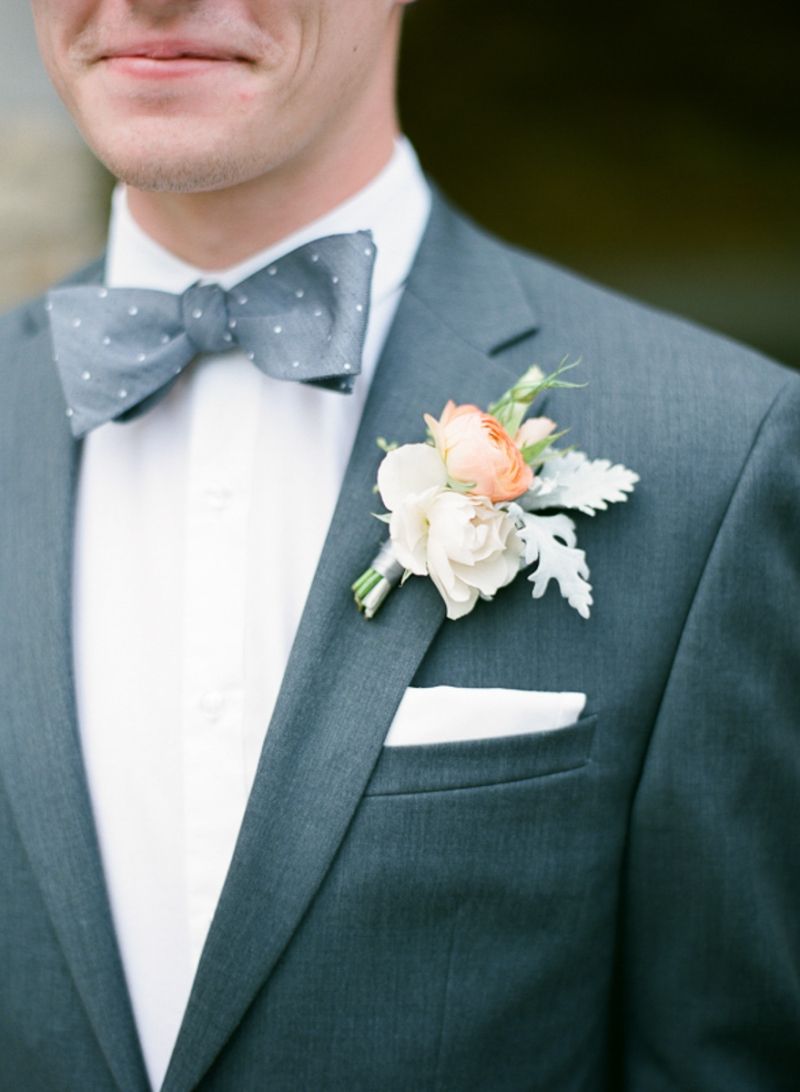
top-left (163, 195), bottom-right (540, 1091)
top-left (0, 284), bottom-right (150, 1091)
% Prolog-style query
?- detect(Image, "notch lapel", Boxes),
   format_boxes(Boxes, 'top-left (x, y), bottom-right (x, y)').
top-left (0, 289), bottom-right (150, 1091)
top-left (163, 195), bottom-right (540, 1091)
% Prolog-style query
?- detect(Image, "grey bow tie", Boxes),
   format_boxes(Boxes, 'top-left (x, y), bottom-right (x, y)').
top-left (47, 231), bottom-right (376, 438)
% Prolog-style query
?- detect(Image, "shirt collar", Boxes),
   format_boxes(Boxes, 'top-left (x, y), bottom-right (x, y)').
top-left (105, 136), bottom-right (431, 306)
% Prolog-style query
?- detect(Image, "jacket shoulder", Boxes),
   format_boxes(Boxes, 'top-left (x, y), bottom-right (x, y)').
top-left (0, 256), bottom-right (105, 352)
top-left (0, 296), bottom-right (43, 345)
top-left (496, 233), bottom-right (795, 405)
top-left (437, 203), bottom-right (799, 502)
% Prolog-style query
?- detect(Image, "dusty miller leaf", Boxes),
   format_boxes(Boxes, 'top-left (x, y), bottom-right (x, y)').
top-left (527, 450), bottom-right (639, 516)
top-left (515, 512), bottom-right (593, 619)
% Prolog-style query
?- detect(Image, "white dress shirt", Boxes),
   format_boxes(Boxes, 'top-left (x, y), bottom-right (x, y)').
top-left (72, 138), bottom-right (431, 1092)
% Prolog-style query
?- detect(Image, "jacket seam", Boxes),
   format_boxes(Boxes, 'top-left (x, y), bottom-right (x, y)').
top-left (364, 757), bottom-right (593, 799)
top-left (625, 373), bottom-right (796, 809)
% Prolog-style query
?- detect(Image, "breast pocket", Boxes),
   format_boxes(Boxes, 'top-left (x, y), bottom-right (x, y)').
top-left (366, 686), bottom-right (597, 796)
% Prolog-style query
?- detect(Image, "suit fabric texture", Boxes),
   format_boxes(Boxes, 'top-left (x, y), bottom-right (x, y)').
top-left (1, 190), bottom-right (799, 1091)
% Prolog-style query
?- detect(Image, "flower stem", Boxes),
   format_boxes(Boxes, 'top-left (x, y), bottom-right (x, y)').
top-left (352, 568), bottom-right (383, 602)
top-left (352, 541), bottom-right (405, 618)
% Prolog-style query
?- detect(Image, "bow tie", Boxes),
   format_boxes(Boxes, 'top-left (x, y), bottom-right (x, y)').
top-left (47, 231), bottom-right (377, 438)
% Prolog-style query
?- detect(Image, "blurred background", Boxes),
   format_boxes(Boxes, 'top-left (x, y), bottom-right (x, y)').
top-left (0, 5), bottom-right (108, 307)
top-left (3, 1), bottom-right (798, 367)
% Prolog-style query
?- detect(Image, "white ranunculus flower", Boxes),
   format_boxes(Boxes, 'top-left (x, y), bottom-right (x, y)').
top-left (423, 493), bottom-right (523, 619)
top-left (377, 442), bottom-right (523, 620)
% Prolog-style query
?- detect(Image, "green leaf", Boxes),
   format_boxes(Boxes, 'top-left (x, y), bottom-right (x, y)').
top-left (488, 357), bottom-right (585, 437)
top-left (520, 428), bottom-right (570, 466)
top-left (446, 476), bottom-right (477, 493)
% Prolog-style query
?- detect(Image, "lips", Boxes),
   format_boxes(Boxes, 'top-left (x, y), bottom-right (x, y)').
top-left (101, 39), bottom-right (252, 63)
top-left (99, 39), bottom-right (253, 82)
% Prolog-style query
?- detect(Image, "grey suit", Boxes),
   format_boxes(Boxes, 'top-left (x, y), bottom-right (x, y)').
top-left (1, 191), bottom-right (799, 1091)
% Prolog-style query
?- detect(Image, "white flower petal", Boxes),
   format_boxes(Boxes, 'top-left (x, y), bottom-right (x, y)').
top-left (426, 536), bottom-right (465, 601)
top-left (377, 443), bottom-right (447, 511)
top-left (450, 556), bottom-right (504, 596)
top-left (428, 554), bottom-right (480, 620)
top-left (389, 495), bottom-right (434, 575)
top-left (427, 493), bottom-right (475, 560)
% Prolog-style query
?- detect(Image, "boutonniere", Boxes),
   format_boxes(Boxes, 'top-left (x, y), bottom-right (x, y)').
top-left (352, 359), bottom-right (639, 621)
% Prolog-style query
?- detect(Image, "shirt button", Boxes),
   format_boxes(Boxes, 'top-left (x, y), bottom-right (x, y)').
top-left (199, 691), bottom-right (224, 720)
top-left (204, 484), bottom-right (233, 509)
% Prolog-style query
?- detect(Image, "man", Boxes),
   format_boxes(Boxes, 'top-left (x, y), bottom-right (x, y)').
top-left (1, 1), bottom-right (797, 1090)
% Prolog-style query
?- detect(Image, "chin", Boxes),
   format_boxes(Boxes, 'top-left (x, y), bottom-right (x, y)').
top-left (109, 156), bottom-right (248, 194)
top-left (92, 127), bottom-right (271, 194)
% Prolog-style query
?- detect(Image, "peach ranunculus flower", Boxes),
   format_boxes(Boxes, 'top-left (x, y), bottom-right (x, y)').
top-left (424, 401), bottom-right (533, 503)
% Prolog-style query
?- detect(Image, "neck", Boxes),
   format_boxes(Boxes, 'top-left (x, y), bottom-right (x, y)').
top-left (125, 109), bottom-right (400, 273)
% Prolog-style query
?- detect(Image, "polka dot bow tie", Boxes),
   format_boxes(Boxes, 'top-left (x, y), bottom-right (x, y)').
top-left (47, 231), bottom-right (377, 438)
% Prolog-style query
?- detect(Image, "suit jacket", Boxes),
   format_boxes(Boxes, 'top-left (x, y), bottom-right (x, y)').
top-left (1, 190), bottom-right (799, 1092)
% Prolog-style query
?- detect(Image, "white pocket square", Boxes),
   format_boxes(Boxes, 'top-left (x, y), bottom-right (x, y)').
top-left (384, 686), bottom-right (588, 747)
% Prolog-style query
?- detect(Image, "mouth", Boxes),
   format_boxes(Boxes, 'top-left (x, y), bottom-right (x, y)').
top-left (99, 39), bottom-right (253, 78)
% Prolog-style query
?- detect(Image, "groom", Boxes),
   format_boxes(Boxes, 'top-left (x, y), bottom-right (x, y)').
top-left (2, 2), bottom-right (798, 1090)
